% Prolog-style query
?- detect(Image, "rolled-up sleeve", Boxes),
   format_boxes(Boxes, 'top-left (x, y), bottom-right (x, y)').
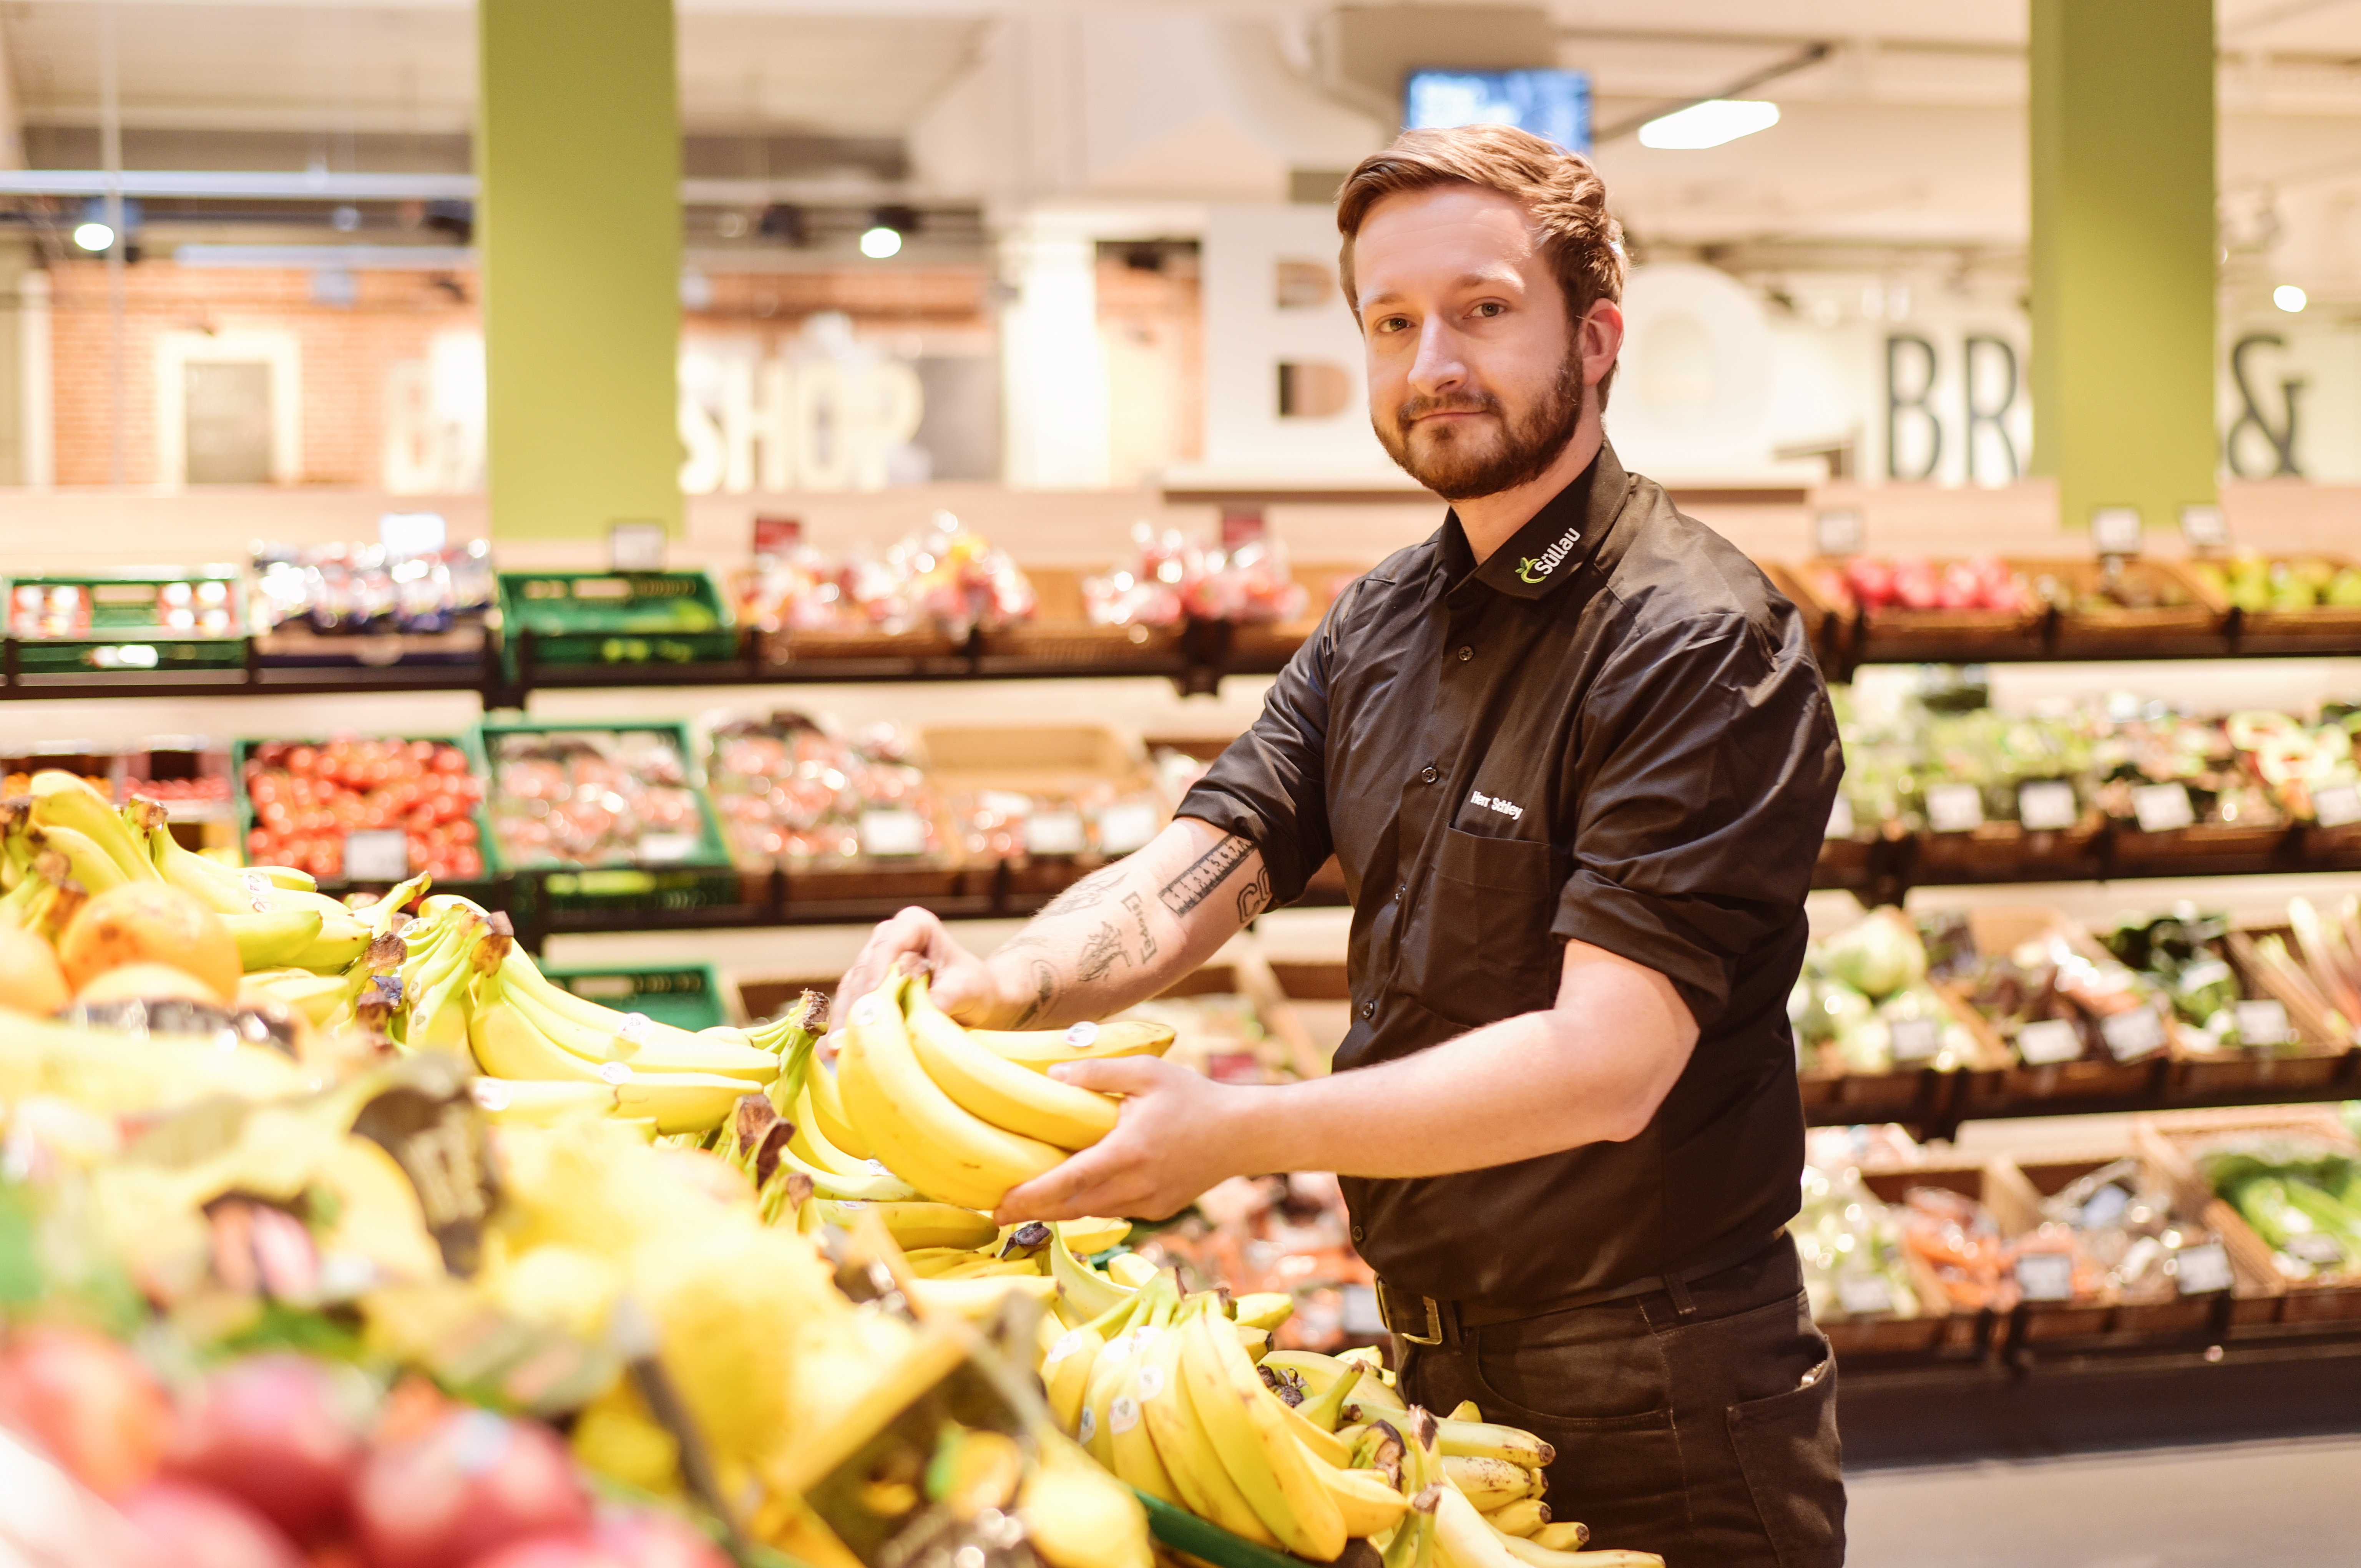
top-left (1174, 589), bottom-right (1351, 907)
top-left (1550, 609), bottom-right (1841, 1029)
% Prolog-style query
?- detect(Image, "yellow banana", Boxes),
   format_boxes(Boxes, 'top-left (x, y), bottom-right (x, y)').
top-left (469, 1077), bottom-right (617, 1125)
top-left (1440, 1455), bottom-right (1535, 1510)
top-left (27, 773), bottom-right (153, 885)
top-left (1297, 1362), bottom-right (1363, 1432)
top-left (500, 965), bottom-right (779, 1082)
top-left (237, 970), bottom-right (347, 1025)
top-left (148, 826), bottom-right (274, 914)
top-left (1058, 1216), bottom-right (1131, 1254)
top-left (1450, 1400), bottom-right (1483, 1422)
top-left (966, 1017), bottom-right (1176, 1072)
top-left (1528, 1522), bottom-right (1590, 1552)
top-left (32, 826), bottom-right (128, 893)
top-left (801, 1057), bottom-right (872, 1160)
top-left (1050, 1227), bottom-right (1134, 1326)
top-left (1138, 1305), bottom-right (1287, 1549)
top-left (1437, 1420), bottom-right (1555, 1470)
top-left (813, 1200), bottom-right (996, 1251)
top-left (776, 1143), bottom-right (923, 1203)
top-left (469, 997), bottom-right (612, 1083)
top-left (1280, 1397), bottom-right (1352, 1468)
top-left (1233, 1291), bottom-right (1294, 1332)
top-left (1043, 1293), bottom-right (1137, 1433)
top-left (789, 1083), bottom-right (877, 1177)
top-left (611, 1070), bottom-right (752, 1134)
top-left (223, 907), bottom-right (325, 971)
top-left (288, 914), bottom-right (372, 974)
top-left (1175, 1291), bottom-right (1346, 1561)
top-left (503, 949), bottom-right (758, 1050)
top-left (1436, 1483), bottom-right (1655, 1568)
top-left (1106, 1252), bottom-right (1159, 1289)
top-left (903, 977), bottom-right (1119, 1150)
top-left (1083, 1281), bottom-right (1176, 1469)
top-left (1313, 1455), bottom-right (1410, 1537)
top-left (1262, 1350), bottom-right (1410, 1416)
top-left (1106, 1326), bottom-right (1185, 1509)
top-left (1235, 1325), bottom-right (1272, 1362)
top-left (836, 978), bottom-right (1064, 1212)
top-left (1484, 1498), bottom-right (1549, 1539)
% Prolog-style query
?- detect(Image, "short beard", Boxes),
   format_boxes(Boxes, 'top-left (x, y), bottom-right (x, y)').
top-left (1373, 354), bottom-right (1586, 503)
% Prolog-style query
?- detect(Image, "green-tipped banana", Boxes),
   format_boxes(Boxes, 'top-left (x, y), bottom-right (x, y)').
top-left (27, 772), bottom-right (153, 886)
top-left (1297, 1361), bottom-right (1363, 1433)
top-left (1436, 1418), bottom-right (1555, 1470)
top-left (1051, 1226), bottom-right (1134, 1326)
top-left (1232, 1291), bottom-right (1294, 1332)
top-left (223, 906), bottom-right (325, 971)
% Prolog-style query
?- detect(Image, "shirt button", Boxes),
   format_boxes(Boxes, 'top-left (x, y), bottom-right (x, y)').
top-left (1359, 999), bottom-right (1376, 1020)
top-left (1395, 882), bottom-right (1405, 901)
top-left (1419, 765), bottom-right (1438, 784)
top-left (1352, 1225), bottom-right (1366, 1244)
top-left (1458, 645), bottom-right (1474, 662)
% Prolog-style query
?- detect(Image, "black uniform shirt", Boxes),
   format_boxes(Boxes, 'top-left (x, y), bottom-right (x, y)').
top-left (1177, 442), bottom-right (1843, 1307)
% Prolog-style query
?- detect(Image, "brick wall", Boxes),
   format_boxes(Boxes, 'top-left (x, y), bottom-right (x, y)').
top-left (47, 261), bottom-right (480, 487)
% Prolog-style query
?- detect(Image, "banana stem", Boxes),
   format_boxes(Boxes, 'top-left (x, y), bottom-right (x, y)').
top-left (1298, 1362), bottom-right (1365, 1432)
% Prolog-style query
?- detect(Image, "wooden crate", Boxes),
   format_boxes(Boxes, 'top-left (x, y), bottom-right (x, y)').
top-left (2172, 924), bottom-right (2359, 1098)
top-left (2044, 559), bottom-right (2228, 657)
top-left (2133, 1108), bottom-right (2361, 1326)
top-left (974, 566), bottom-right (1187, 671)
top-left (1942, 906), bottom-right (2179, 1113)
top-left (1850, 1163), bottom-right (2001, 1356)
top-left (1784, 556), bottom-right (2049, 665)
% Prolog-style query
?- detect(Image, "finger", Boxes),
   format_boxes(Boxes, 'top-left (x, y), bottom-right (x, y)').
top-left (835, 909), bottom-right (940, 1017)
top-left (1049, 1055), bottom-right (1167, 1096)
top-left (930, 962), bottom-right (995, 1023)
top-left (997, 1142), bottom-right (1124, 1223)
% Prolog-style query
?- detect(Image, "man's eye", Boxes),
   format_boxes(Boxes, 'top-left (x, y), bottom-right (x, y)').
top-left (1376, 316), bottom-right (1410, 333)
top-left (1473, 302), bottom-right (1505, 318)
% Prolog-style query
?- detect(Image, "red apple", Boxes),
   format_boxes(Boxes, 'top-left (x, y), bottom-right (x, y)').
top-left (354, 1408), bottom-right (590, 1568)
top-left (0, 1326), bottom-right (172, 1498)
top-left (163, 1354), bottom-right (367, 1541)
top-left (119, 1479), bottom-right (307, 1568)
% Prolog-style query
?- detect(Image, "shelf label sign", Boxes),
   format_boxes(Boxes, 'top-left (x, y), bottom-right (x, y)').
top-left (1022, 811), bottom-right (1087, 857)
top-left (2016, 1019), bottom-right (2083, 1066)
top-left (343, 829), bottom-right (411, 883)
top-left (2099, 1006), bottom-right (2167, 1062)
top-left (858, 808), bottom-right (928, 859)
top-left (1888, 1017), bottom-right (1941, 1063)
top-left (1096, 801), bottom-right (1161, 856)
top-left (2235, 998), bottom-right (2291, 1047)
top-left (2017, 780), bottom-right (2078, 832)
top-left (636, 833), bottom-right (697, 864)
top-left (1813, 508), bottom-right (1864, 557)
top-left (1825, 796), bottom-right (1856, 840)
top-left (2173, 1241), bottom-right (2233, 1296)
top-left (1835, 1274), bottom-right (1895, 1316)
top-left (2131, 783), bottom-right (2197, 834)
top-left (2090, 506), bottom-right (2143, 556)
top-left (2014, 1251), bottom-right (2075, 1302)
top-left (1926, 783), bottom-right (1985, 834)
top-left (2178, 504), bottom-right (2230, 552)
top-left (2314, 784), bottom-right (2361, 829)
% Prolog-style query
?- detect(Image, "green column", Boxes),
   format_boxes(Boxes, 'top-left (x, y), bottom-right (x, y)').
top-left (477, 0), bottom-right (681, 541)
top-left (2028, 0), bottom-right (2216, 533)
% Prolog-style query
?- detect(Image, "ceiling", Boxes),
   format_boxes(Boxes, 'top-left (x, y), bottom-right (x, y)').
top-left (9, 0), bottom-right (2361, 299)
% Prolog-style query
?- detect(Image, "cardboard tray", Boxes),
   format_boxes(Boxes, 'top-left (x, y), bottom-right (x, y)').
top-left (920, 721), bottom-right (1161, 884)
top-left (2133, 1107), bottom-right (2361, 1325)
top-left (972, 567), bottom-right (1188, 670)
top-left (1907, 810), bottom-right (2109, 886)
top-left (1838, 1163), bottom-right (1995, 1357)
top-left (1798, 982), bottom-right (2006, 1125)
top-left (2214, 555), bottom-right (2361, 654)
top-left (230, 731), bottom-right (494, 892)
top-left (1783, 556), bottom-right (2049, 665)
top-left (2042, 559), bottom-right (2228, 656)
top-left (2175, 924), bottom-right (2360, 1098)
top-left (1944, 906), bottom-right (2182, 1113)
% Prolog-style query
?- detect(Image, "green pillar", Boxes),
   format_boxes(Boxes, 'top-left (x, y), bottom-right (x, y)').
top-left (478, 0), bottom-right (681, 541)
top-left (2028, 0), bottom-right (2216, 534)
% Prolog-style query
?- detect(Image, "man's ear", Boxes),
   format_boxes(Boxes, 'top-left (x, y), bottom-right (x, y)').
top-left (1580, 299), bottom-right (1625, 387)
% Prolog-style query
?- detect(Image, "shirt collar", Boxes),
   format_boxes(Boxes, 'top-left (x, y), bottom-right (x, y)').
top-left (1440, 441), bottom-right (1630, 601)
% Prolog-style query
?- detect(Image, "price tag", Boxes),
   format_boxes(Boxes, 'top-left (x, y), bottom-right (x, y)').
top-left (608, 520), bottom-right (667, 570)
top-left (2090, 506), bottom-right (2143, 556)
top-left (2174, 1241), bottom-right (2233, 1296)
top-left (2131, 782), bottom-right (2196, 833)
top-left (2017, 1019), bottom-right (2084, 1066)
top-left (2099, 1006), bottom-right (2167, 1062)
top-left (1813, 508), bottom-right (1865, 557)
top-left (1023, 810), bottom-right (1087, 857)
top-left (2014, 1251), bottom-right (2075, 1302)
top-left (379, 511), bottom-right (447, 556)
top-left (2178, 504), bottom-right (2230, 552)
top-left (1836, 1274), bottom-right (1895, 1316)
top-left (1339, 1284), bottom-right (1385, 1336)
top-left (2235, 998), bottom-right (2291, 1046)
top-left (2313, 783), bottom-right (2361, 828)
top-left (751, 516), bottom-right (803, 557)
top-left (1926, 783), bottom-right (1986, 834)
top-left (636, 833), bottom-right (696, 863)
top-left (1825, 796), bottom-right (1856, 840)
top-left (1889, 1017), bottom-right (1942, 1063)
top-left (1096, 801), bottom-right (1161, 856)
top-left (2018, 780), bottom-right (2079, 832)
top-left (858, 808), bottom-right (928, 859)
top-left (2179, 959), bottom-right (2232, 992)
top-left (2286, 1233), bottom-right (2346, 1266)
top-left (342, 829), bottom-right (411, 882)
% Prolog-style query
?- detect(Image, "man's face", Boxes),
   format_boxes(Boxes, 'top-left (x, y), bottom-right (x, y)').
top-left (1352, 184), bottom-right (1611, 501)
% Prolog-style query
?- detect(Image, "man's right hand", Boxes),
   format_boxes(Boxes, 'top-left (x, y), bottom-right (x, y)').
top-left (835, 905), bottom-right (1006, 1029)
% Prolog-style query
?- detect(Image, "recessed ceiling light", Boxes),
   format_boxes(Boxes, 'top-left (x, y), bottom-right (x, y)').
top-left (1638, 99), bottom-right (1782, 151)
top-left (2274, 283), bottom-right (2308, 313)
top-left (859, 226), bottom-right (903, 259)
top-left (73, 221), bottom-right (115, 252)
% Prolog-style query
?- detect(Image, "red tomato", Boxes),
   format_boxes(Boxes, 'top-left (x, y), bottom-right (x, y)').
top-left (286, 747), bottom-right (316, 777)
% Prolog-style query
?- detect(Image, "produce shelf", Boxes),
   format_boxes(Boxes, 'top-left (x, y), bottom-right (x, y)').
top-left (1808, 818), bottom-right (2361, 904)
top-left (1802, 1056), bottom-right (2361, 1142)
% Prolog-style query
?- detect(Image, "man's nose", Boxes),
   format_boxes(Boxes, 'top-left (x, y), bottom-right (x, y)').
top-left (1408, 319), bottom-right (1465, 398)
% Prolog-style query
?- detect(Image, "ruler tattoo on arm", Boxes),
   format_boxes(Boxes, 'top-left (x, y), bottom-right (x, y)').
top-left (1159, 833), bottom-right (1255, 918)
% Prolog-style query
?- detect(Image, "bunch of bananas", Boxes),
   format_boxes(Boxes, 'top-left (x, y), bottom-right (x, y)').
top-left (1035, 1248), bottom-right (1652, 1568)
top-left (829, 971), bottom-right (1172, 1211)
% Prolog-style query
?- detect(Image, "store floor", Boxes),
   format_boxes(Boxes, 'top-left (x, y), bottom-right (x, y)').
top-left (1845, 1433), bottom-right (2361, 1567)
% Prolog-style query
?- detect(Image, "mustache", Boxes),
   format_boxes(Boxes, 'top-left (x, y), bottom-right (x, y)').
top-left (1395, 392), bottom-right (1503, 426)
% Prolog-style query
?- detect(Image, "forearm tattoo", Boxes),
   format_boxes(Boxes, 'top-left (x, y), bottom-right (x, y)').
top-left (1122, 891), bottom-right (1158, 961)
top-left (1159, 833), bottom-right (1256, 918)
top-left (1040, 861), bottom-right (1127, 916)
top-left (1011, 958), bottom-right (1059, 1027)
top-left (1235, 863), bottom-right (1272, 923)
top-left (1077, 919), bottom-right (1131, 982)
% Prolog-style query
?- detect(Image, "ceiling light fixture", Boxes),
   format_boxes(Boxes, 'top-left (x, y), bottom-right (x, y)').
top-left (1637, 98), bottom-right (1781, 151)
top-left (2275, 283), bottom-right (2308, 313)
top-left (858, 226), bottom-right (903, 259)
top-left (72, 220), bottom-right (115, 252)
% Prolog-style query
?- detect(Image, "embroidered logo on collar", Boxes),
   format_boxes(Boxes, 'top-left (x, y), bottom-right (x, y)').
top-left (1514, 526), bottom-right (1582, 585)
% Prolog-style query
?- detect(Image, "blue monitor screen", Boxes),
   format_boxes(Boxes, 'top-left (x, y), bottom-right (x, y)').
top-left (1404, 69), bottom-right (1591, 153)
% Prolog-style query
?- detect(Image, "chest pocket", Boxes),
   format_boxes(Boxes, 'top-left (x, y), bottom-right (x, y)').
top-left (1401, 828), bottom-right (1566, 1027)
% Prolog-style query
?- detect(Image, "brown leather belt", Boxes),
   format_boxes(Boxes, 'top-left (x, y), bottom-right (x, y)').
top-left (1376, 1229), bottom-right (1788, 1346)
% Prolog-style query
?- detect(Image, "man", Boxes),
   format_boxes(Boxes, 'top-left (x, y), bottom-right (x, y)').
top-left (838, 125), bottom-right (1844, 1567)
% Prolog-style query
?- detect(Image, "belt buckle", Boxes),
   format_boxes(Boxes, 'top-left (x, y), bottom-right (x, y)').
top-left (1377, 1282), bottom-right (1444, 1346)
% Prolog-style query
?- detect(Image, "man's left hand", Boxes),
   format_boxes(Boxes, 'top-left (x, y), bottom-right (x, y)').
top-left (994, 1055), bottom-right (1252, 1224)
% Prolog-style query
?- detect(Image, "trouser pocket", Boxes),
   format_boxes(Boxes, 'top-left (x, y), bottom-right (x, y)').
top-left (1726, 1357), bottom-right (1845, 1568)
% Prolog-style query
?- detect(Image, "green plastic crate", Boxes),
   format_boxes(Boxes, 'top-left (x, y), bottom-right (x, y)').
top-left (496, 570), bottom-right (737, 683)
top-left (478, 719), bottom-right (741, 916)
top-left (541, 963), bottom-right (729, 1031)
top-left (229, 732), bottom-right (493, 890)
top-left (6, 567), bottom-right (246, 674)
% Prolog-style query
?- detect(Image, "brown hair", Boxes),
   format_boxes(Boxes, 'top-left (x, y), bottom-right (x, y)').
top-left (1336, 125), bottom-right (1627, 398)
